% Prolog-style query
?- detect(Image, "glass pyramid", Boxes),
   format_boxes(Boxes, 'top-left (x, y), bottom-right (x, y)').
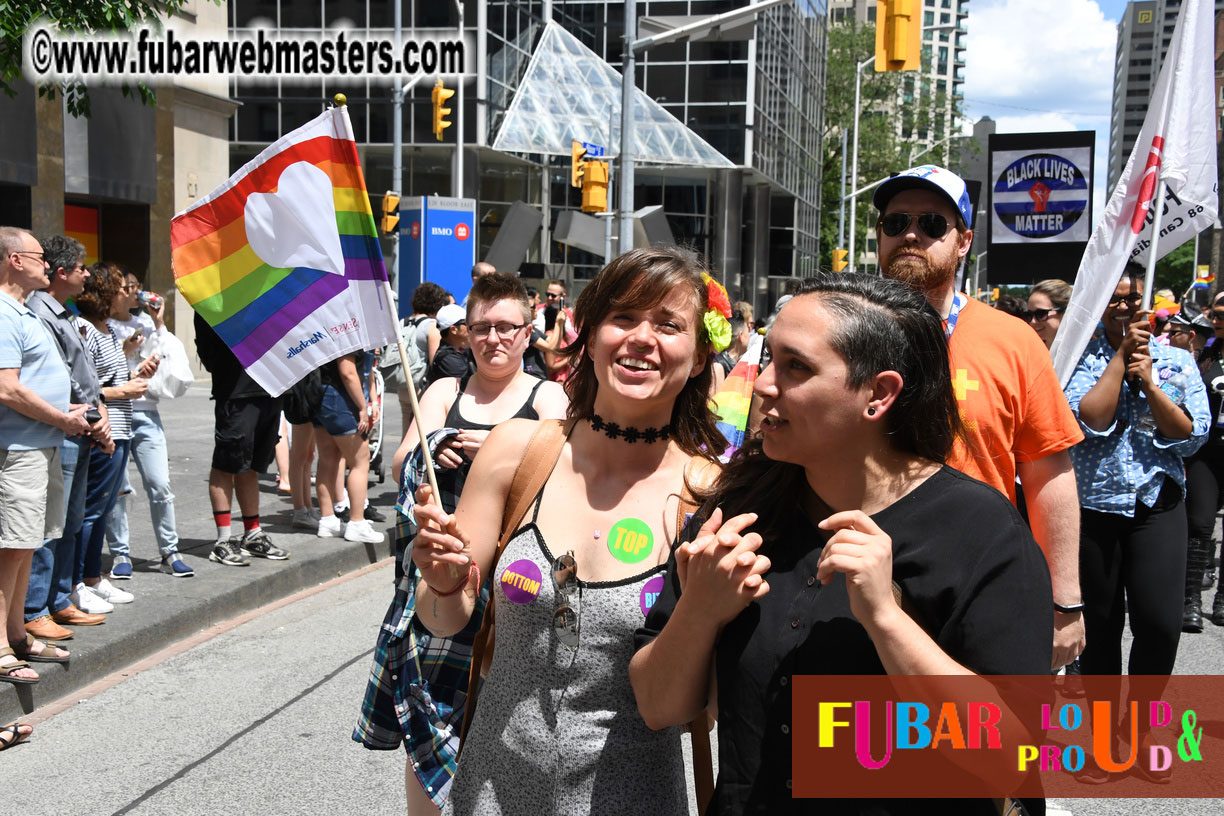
top-left (491, 22), bottom-right (734, 168)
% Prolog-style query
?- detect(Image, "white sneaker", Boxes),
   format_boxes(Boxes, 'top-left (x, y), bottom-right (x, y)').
top-left (317, 514), bottom-right (345, 538)
top-left (292, 506), bottom-right (322, 530)
top-left (71, 583), bottom-right (114, 614)
top-left (91, 577), bottom-right (134, 604)
top-left (343, 519), bottom-right (384, 544)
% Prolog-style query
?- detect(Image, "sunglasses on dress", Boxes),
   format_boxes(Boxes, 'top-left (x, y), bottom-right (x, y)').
top-left (877, 212), bottom-right (951, 240)
top-left (552, 551), bottom-right (580, 647)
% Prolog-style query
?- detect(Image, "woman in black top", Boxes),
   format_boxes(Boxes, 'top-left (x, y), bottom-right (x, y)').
top-left (1184, 293), bottom-right (1224, 630)
top-left (631, 275), bottom-right (1052, 815)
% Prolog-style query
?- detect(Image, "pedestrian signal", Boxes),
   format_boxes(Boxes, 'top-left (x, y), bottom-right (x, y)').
top-left (432, 79), bottom-right (454, 140)
top-left (380, 192), bottom-right (400, 235)
top-left (875, 0), bottom-right (922, 72)
top-left (832, 249), bottom-right (848, 272)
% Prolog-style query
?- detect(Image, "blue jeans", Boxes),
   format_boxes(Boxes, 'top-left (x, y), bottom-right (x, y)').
top-left (25, 435), bottom-right (90, 620)
top-left (76, 439), bottom-right (131, 585)
top-left (106, 409), bottom-right (180, 557)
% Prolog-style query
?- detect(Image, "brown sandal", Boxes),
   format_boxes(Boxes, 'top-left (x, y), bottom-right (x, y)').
top-left (14, 633), bottom-right (70, 664)
top-left (0, 647), bottom-right (39, 685)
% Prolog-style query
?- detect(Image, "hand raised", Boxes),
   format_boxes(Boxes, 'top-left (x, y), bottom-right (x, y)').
top-left (816, 510), bottom-right (899, 627)
top-left (677, 508), bottom-right (770, 626)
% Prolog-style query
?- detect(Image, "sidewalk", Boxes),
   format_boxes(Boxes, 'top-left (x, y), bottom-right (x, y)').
top-left (2, 382), bottom-right (404, 724)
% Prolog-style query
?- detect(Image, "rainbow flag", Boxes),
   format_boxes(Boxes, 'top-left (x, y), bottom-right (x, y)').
top-left (170, 105), bottom-right (396, 397)
top-left (712, 333), bottom-right (763, 462)
top-left (1193, 268), bottom-right (1215, 288)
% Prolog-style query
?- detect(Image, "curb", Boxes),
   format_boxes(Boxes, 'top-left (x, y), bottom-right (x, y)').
top-left (1, 532), bottom-right (395, 724)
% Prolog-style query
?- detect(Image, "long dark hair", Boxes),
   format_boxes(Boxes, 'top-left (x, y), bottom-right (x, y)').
top-left (563, 247), bottom-right (724, 459)
top-left (699, 274), bottom-right (961, 529)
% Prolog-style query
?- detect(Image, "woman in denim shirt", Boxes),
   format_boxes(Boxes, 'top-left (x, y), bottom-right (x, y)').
top-left (1064, 268), bottom-right (1209, 693)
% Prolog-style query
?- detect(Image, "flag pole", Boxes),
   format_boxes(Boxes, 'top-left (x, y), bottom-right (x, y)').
top-left (380, 278), bottom-right (443, 504)
top-left (1142, 177), bottom-right (1168, 310)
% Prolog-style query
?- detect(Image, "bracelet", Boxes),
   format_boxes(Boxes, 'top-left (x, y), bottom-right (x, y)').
top-left (1054, 602), bottom-right (1085, 614)
top-left (431, 560), bottom-right (478, 598)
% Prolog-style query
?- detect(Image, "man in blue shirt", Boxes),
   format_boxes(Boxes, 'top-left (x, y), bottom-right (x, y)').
top-left (0, 227), bottom-right (90, 684)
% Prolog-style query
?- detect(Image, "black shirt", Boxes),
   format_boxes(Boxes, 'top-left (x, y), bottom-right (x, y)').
top-left (426, 344), bottom-right (473, 386)
top-left (635, 467), bottom-right (1052, 815)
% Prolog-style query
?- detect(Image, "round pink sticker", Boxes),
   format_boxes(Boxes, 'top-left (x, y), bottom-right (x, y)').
top-left (640, 575), bottom-right (666, 617)
top-left (500, 559), bottom-right (543, 605)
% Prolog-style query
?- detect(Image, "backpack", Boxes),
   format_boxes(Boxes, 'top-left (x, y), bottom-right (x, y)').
top-left (381, 316), bottom-right (429, 393)
top-left (282, 368), bottom-right (324, 424)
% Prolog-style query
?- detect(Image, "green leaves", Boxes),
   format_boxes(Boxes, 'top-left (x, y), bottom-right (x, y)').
top-left (1, 0), bottom-right (216, 118)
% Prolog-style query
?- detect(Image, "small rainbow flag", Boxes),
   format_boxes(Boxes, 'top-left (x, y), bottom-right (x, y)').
top-left (1193, 267), bottom-right (1215, 288)
top-left (712, 333), bottom-right (763, 462)
top-left (170, 105), bottom-right (396, 397)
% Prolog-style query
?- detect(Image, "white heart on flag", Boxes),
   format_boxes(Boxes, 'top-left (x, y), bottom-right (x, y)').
top-left (244, 161), bottom-right (345, 276)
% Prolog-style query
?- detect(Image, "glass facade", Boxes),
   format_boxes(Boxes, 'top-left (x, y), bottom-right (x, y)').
top-left (227, 1), bottom-right (828, 290)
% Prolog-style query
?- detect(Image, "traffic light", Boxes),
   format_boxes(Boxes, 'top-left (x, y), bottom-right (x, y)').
top-left (431, 79), bottom-right (454, 140)
top-left (875, 0), bottom-right (922, 72)
top-left (832, 249), bottom-right (848, 272)
top-left (380, 192), bottom-right (400, 235)
top-left (580, 160), bottom-right (609, 213)
top-left (571, 140), bottom-right (587, 188)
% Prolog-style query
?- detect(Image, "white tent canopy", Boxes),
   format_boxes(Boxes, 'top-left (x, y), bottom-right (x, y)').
top-left (492, 21), bottom-right (735, 168)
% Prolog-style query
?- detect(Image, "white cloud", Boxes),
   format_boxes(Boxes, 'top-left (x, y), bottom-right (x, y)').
top-left (963, 0), bottom-right (1119, 224)
top-left (963, 0), bottom-right (1117, 113)
top-left (991, 113), bottom-right (1081, 133)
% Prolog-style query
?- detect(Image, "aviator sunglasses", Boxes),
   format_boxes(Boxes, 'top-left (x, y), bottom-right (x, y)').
top-left (878, 212), bottom-right (951, 240)
top-left (552, 551), bottom-right (580, 647)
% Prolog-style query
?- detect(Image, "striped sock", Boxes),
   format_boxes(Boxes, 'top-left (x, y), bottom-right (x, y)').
top-left (243, 514), bottom-right (261, 534)
top-left (213, 509), bottom-right (231, 541)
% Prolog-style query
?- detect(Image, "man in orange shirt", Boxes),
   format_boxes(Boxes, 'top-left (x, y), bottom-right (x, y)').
top-left (875, 165), bottom-right (1086, 671)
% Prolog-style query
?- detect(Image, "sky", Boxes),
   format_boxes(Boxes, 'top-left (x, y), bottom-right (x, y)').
top-left (961, 0), bottom-right (1133, 219)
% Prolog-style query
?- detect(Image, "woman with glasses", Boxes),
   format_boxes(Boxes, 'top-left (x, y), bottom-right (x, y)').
top-left (407, 249), bottom-right (727, 815)
top-left (1181, 292), bottom-right (1224, 631)
top-left (631, 274), bottom-right (1053, 814)
top-left (1026, 278), bottom-right (1071, 349)
top-left (359, 271), bottom-right (567, 815)
top-left (1064, 268), bottom-right (1208, 703)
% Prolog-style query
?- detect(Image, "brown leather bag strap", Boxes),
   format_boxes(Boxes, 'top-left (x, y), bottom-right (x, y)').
top-left (458, 417), bottom-right (575, 755)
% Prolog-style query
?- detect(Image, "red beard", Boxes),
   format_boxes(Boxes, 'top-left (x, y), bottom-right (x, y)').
top-left (882, 247), bottom-right (958, 292)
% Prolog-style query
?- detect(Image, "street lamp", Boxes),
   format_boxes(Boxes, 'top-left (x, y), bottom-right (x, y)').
top-left (618, 0), bottom-right (794, 251)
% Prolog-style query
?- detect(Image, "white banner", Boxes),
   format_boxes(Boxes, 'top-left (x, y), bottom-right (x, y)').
top-left (1050, 0), bottom-right (1218, 385)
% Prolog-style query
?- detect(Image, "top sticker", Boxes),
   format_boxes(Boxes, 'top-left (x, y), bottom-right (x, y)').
top-left (608, 518), bottom-right (654, 564)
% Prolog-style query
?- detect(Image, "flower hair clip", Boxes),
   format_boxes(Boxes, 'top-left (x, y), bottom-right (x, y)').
top-left (701, 272), bottom-right (733, 352)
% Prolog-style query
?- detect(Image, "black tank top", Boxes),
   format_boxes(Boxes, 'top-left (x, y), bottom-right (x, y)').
top-left (436, 375), bottom-right (546, 505)
top-left (443, 373), bottom-right (545, 432)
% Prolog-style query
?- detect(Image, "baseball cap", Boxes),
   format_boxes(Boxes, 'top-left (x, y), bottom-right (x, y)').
top-left (436, 303), bottom-right (467, 331)
top-left (873, 164), bottom-right (974, 229)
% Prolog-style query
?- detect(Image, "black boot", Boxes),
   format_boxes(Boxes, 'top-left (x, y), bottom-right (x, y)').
top-left (1213, 555), bottom-right (1224, 626)
top-left (1183, 537), bottom-right (1210, 633)
top-left (1205, 540), bottom-right (1219, 589)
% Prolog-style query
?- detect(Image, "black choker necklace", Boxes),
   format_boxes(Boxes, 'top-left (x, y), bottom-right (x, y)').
top-left (589, 414), bottom-right (671, 444)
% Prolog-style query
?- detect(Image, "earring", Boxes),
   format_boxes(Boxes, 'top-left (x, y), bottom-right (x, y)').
top-left (867, 406), bottom-right (877, 416)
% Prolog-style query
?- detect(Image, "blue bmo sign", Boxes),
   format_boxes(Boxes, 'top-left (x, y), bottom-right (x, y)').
top-left (397, 196), bottom-right (476, 317)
